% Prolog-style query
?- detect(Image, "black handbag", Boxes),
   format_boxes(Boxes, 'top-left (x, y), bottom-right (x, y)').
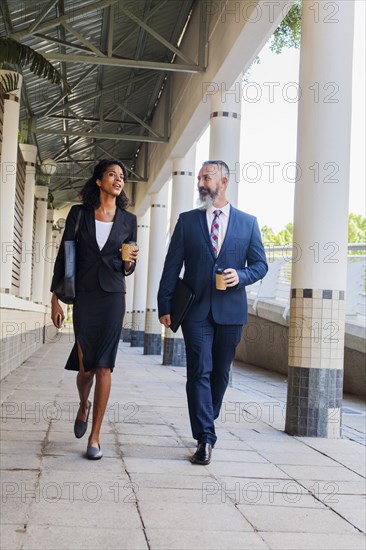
top-left (54, 208), bottom-right (83, 304)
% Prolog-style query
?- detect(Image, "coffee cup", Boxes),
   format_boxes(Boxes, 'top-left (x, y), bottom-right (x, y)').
top-left (121, 241), bottom-right (138, 262)
top-left (216, 268), bottom-right (227, 291)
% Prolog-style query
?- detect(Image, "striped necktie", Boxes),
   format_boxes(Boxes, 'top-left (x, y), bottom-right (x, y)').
top-left (210, 209), bottom-right (222, 256)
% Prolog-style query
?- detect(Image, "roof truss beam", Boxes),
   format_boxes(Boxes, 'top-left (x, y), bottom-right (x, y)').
top-left (112, 0), bottom-right (168, 55)
top-left (31, 126), bottom-right (168, 143)
top-left (118, 4), bottom-right (194, 65)
top-left (42, 52), bottom-right (203, 73)
top-left (113, 101), bottom-right (161, 138)
top-left (9, 0), bottom-right (119, 40)
top-left (27, 0), bottom-right (60, 35)
top-left (62, 21), bottom-right (106, 57)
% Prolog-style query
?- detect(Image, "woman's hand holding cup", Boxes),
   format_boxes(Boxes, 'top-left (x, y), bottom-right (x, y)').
top-left (120, 241), bottom-right (139, 272)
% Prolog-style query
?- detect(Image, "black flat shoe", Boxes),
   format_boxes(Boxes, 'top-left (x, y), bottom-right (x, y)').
top-left (190, 442), bottom-right (212, 465)
top-left (74, 400), bottom-right (91, 439)
top-left (86, 444), bottom-right (103, 460)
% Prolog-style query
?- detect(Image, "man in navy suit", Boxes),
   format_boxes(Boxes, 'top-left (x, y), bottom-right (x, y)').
top-left (158, 160), bottom-right (268, 464)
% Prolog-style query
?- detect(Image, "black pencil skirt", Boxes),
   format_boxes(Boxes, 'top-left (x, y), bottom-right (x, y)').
top-left (65, 288), bottom-right (126, 373)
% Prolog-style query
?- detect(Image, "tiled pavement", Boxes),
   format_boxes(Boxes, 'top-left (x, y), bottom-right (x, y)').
top-left (1, 328), bottom-right (365, 550)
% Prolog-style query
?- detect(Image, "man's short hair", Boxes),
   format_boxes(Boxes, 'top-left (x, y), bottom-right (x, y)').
top-left (202, 160), bottom-right (230, 181)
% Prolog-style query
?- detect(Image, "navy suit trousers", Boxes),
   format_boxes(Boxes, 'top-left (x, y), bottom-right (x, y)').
top-left (181, 314), bottom-right (243, 446)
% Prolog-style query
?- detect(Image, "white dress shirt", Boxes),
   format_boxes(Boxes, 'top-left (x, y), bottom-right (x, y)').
top-left (95, 220), bottom-right (113, 250)
top-left (206, 202), bottom-right (231, 254)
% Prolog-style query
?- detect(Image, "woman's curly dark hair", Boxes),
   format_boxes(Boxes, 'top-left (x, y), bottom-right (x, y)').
top-left (79, 159), bottom-right (130, 210)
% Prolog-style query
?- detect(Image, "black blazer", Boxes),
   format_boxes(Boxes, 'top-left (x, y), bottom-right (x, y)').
top-left (51, 205), bottom-right (137, 294)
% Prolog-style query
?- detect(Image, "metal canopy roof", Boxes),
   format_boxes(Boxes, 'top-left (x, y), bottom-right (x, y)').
top-left (0, 0), bottom-right (203, 207)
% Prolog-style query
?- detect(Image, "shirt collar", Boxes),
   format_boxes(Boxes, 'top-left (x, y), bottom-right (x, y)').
top-left (208, 202), bottom-right (231, 217)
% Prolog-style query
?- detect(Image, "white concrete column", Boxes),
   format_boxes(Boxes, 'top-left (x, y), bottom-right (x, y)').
top-left (144, 184), bottom-right (169, 355)
top-left (170, 147), bottom-right (196, 232)
top-left (0, 71), bottom-right (22, 293)
top-left (131, 209), bottom-right (150, 347)
top-left (209, 75), bottom-right (242, 206)
top-left (163, 147), bottom-right (197, 366)
top-left (18, 143), bottom-right (37, 299)
top-left (32, 185), bottom-right (48, 303)
top-left (285, 1), bottom-right (355, 438)
top-left (43, 209), bottom-right (54, 305)
top-left (123, 271), bottom-right (135, 342)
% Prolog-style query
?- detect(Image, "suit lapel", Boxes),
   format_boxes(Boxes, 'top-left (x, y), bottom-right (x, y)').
top-left (84, 208), bottom-right (100, 252)
top-left (103, 207), bottom-right (123, 252)
top-left (198, 208), bottom-right (216, 259)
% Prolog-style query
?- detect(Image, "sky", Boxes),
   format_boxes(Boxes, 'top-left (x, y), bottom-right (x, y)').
top-left (195, 0), bottom-right (365, 233)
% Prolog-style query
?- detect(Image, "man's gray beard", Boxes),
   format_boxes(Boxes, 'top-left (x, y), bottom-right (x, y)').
top-left (196, 188), bottom-right (219, 210)
top-left (196, 194), bottom-right (215, 210)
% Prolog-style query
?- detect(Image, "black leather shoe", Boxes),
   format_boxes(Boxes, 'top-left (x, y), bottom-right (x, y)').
top-left (190, 442), bottom-right (212, 465)
top-left (74, 400), bottom-right (91, 439)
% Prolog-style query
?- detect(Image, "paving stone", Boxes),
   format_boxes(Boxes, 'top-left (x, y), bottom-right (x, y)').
top-left (27, 498), bottom-right (142, 529)
top-left (127, 473), bottom-right (220, 490)
top-left (237, 504), bottom-right (359, 534)
top-left (300, 479), bottom-right (366, 496)
top-left (275, 465), bottom-right (364, 482)
top-left (21, 525), bottom-right (147, 550)
top-left (0, 497), bottom-right (33, 524)
top-left (255, 450), bottom-right (337, 466)
top-left (41, 454), bottom-right (123, 473)
top-left (119, 434), bottom-right (184, 448)
top-left (145, 529), bottom-right (268, 549)
top-left (139, 501), bottom-right (254, 531)
top-left (327, 494), bottom-right (366, 532)
top-left (123, 457), bottom-right (211, 476)
top-left (0, 453), bottom-right (41, 471)
top-left (261, 532), bottom-right (366, 550)
top-left (207, 461), bottom-right (291, 480)
top-left (209, 449), bottom-right (269, 463)
top-left (0, 524), bottom-right (27, 550)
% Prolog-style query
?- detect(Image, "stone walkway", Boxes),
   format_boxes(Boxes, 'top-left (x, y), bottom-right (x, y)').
top-left (1, 329), bottom-right (365, 550)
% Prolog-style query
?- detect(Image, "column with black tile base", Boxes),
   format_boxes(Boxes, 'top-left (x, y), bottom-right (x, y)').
top-left (131, 210), bottom-right (150, 347)
top-left (144, 185), bottom-right (168, 355)
top-left (162, 150), bottom-right (196, 366)
top-left (285, 1), bottom-right (355, 438)
top-left (286, 289), bottom-right (345, 437)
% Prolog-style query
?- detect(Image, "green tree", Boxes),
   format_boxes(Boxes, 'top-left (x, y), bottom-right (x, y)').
top-left (270, 0), bottom-right (302, 54)
top-left (261, 223), bottom-right (293, 245)
top-left (348, 213), bottom-right (366, 243)
top-left (262, 215), bottom-right (366, 245)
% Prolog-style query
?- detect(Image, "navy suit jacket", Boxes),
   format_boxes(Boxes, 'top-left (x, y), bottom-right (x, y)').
top-left (158, 206), bottom-right (268, 325)
top-left (51, 204), bottom-right (137, 294)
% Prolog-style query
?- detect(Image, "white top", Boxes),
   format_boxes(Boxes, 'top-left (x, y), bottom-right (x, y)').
top-left (206, 202), bottom-right (231, 254)
top-left (95, 220), bottom-right (113, 250)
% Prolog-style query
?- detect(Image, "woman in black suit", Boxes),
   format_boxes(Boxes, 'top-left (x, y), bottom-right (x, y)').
top-left (50, 160), bottom-right (138, 460)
